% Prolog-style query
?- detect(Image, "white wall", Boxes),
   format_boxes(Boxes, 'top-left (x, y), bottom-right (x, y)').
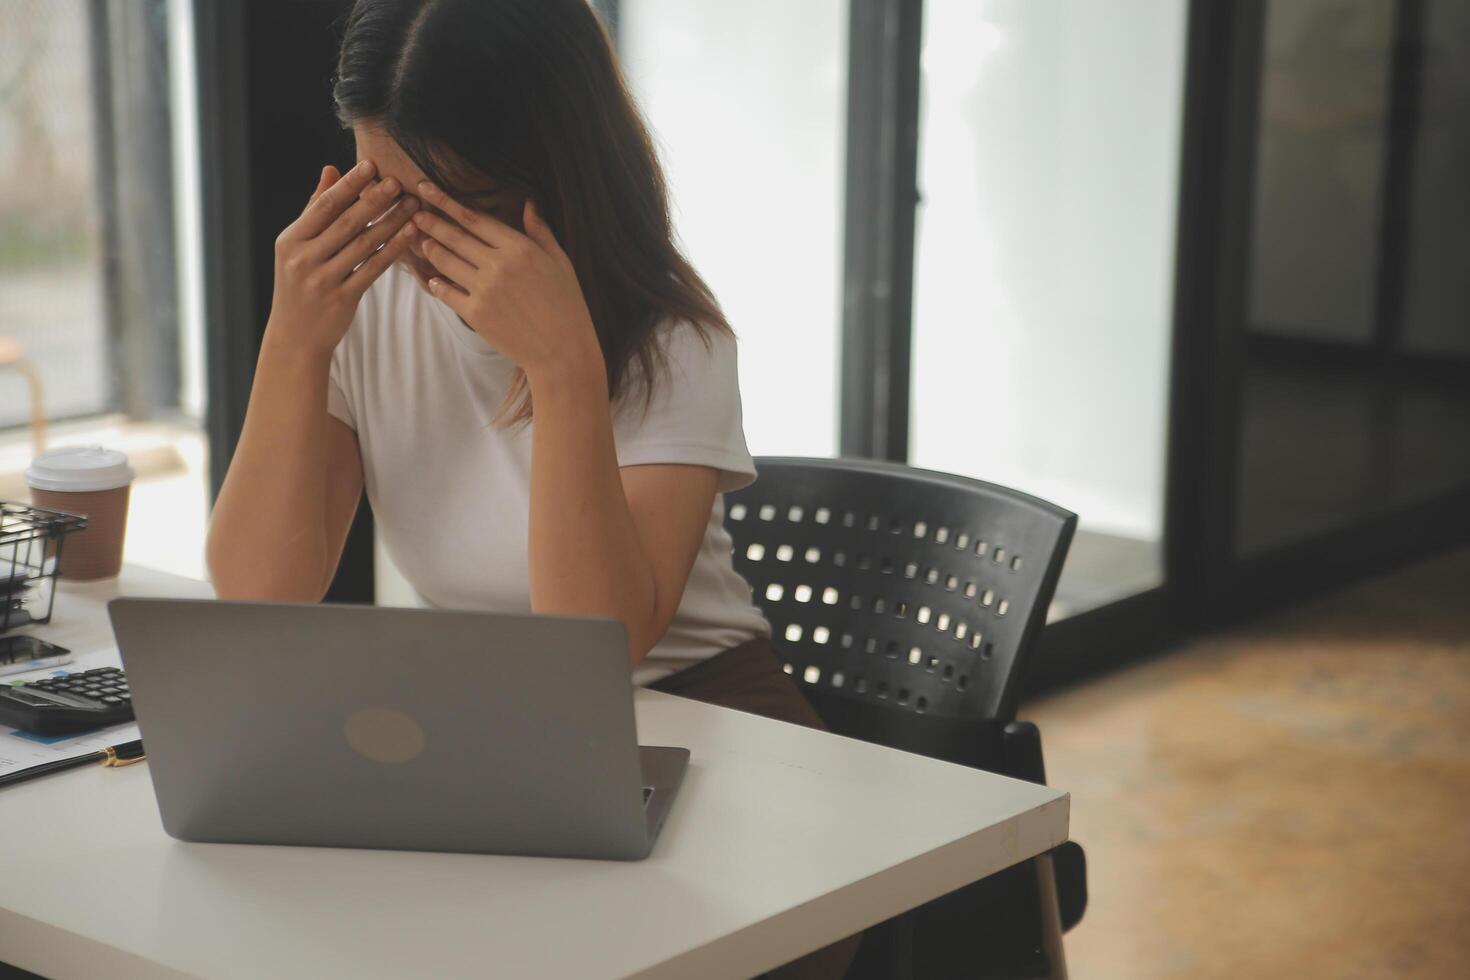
top-left (908, 0), bottom-right (1187, 541)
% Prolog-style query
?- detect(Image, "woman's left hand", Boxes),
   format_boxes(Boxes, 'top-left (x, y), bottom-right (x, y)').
top-left (412, 182), bottom-right (604, 385)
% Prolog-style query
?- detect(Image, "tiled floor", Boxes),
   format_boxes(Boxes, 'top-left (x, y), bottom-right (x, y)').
top-left (1026, 545), bottom-right (1470, 979)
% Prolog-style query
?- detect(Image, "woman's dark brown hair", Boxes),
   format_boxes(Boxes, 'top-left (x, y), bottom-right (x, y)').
top-left (333, 0), bottom-right (727, 422)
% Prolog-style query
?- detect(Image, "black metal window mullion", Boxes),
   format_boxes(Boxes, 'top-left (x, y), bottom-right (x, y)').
top-left (88, 0), bottom-right (180, 421)
top-left (194, 0), bottom-right (258, 499)
top-left (1371, 0), bottom-right (1427, 360)
top-left (1162, 0), bottom-right (1266, 624)
top-left (86, 0), bottom-right (122, 415)
top-left (839, 0), bottom-right (923, 462)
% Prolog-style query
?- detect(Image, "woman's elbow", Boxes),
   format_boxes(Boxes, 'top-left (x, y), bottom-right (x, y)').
top-left (625, 605), bottom-right (675, 666)
top-left (206, 534), bottom-right (326, 604)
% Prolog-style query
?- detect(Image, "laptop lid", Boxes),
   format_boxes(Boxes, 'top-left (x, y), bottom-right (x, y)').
top-left (109, 598), bottom-right (664, 860)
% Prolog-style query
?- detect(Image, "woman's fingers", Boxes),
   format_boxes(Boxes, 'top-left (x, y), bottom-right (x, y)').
top-left (344, 220), bottom-right (421, 297)
top-left (426, 274), bottom-right (473, 313)
top-left (416, 181), bottom-right (519, 248)
top-left (307, 165), bottom-right (338, 207)
top-left (521, 199), bottom-right (566, 260)
top-left (309, 176), bottom-right (406, 261)
top-left (417, 230), bottom-right (480, 286)
top-left (323, 194), bottom-right (420, 282)
top-left (411, 211), bottom-right (491, 267)
top-left (307, 164), bottom-right (338, 207)
top-left (291, 159), bottom-right (377, 239)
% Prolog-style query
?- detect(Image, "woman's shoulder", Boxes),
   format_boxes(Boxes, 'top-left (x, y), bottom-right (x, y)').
top-left (616, 317), bottom-right (741, 420)
top-left (649, 317), bottom-right (738, 376)
top-left (611, 316), bottom-right (753, 478)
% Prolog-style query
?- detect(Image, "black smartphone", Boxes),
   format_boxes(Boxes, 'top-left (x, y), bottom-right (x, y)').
top-left (0, 636), bottom-right (74, 677)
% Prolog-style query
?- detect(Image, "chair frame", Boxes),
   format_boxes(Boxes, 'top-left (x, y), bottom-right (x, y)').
top-left (725, 457), bottom-right (1076, 739)
top-left (725, 457), bottom-right (1082, 979)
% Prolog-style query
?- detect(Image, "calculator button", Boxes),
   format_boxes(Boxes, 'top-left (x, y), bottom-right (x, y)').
top-left (100, 696), bottom-right (122, 705)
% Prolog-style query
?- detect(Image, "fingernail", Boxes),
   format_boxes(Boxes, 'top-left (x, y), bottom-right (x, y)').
top-left (412, 211), bottom-right (430, 226)
top-left (381, 177), bottom-right (400, 195)
top-left (417, 180), bottom-right (437, 196)
top-left (356, 159), bottom-right (375, 176)
top-left (428, 277), bottom-right (442, 291)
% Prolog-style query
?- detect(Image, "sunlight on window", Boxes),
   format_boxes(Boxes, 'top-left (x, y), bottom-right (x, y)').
top-left (620, 0), bottom-right (847, 458)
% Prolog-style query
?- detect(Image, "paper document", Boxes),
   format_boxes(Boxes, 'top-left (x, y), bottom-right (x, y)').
top-left (0, 644), bottom-right (139, 782)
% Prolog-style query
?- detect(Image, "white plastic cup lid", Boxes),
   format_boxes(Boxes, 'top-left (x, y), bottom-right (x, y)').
top-left (25, 445), bottom-right (135, 493)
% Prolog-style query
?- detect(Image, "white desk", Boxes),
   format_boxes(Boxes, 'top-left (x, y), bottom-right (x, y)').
top-left (0, 567), bottom-right (1069, 980)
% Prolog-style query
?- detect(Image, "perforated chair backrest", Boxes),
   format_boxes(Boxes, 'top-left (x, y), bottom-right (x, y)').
top-left (725, 457), bottom-right (1076, 728)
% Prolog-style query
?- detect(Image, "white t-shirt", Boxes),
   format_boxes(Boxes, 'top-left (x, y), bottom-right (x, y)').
top-left (327, 266), bottom-right (771, 685)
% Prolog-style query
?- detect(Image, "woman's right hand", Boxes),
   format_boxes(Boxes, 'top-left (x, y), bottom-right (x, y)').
top-left (267, 159), bottom-right (420, 355)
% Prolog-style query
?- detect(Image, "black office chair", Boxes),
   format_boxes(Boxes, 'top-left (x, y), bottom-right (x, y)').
top-left (724, 457), bottom-right (1087, 980)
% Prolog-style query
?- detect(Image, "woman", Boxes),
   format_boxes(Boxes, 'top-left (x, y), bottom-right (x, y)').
top-left (207, 7), bottom-right (866, 967)
top-left (208, 0), bottom-right (825, 714)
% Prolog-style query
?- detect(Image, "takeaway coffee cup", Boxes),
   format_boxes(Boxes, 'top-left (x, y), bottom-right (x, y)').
top-left (26, 446), bottom-right (135, 581)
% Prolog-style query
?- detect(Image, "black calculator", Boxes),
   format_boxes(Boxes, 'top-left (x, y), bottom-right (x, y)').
top-left (0, 666), bottom-right (135, 736)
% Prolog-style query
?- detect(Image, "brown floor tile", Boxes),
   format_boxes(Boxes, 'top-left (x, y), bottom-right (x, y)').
top-left (1026, 547), bottom-right (1470, 979)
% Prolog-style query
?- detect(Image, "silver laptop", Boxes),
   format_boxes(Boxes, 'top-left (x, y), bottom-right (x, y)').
top-left (107, 598), bottom-right (689, 861)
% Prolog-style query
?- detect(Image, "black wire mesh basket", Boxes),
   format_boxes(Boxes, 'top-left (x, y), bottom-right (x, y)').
top-left (1, 502), bottom-right (89, 634)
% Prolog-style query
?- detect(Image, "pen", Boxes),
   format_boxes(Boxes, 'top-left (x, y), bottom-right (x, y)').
top-left (99, 739), bottom-right (147, 767)
top-left (0, 738), bottom-right (146, 790)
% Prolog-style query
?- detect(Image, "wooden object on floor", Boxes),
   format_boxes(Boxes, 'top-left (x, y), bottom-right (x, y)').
top-left (0, 337), bottom-right (45, 456)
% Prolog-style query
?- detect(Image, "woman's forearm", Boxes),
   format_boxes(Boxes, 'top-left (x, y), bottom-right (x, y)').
top-left (206, 329), bottom-right (339, 600)
top-left (208, 161), bottom-right (414, 600)
top-left (526, 360), bottom-right (662, 661)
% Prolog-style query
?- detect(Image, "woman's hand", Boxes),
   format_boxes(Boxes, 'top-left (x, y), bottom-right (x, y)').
top-left (267, 160), bottom-right (421, 356)
top-left (411, 181), bottom-right (604, 385)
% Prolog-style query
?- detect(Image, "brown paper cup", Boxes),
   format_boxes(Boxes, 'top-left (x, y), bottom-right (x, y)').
top-left (30, 485), bottom-right (131, 581)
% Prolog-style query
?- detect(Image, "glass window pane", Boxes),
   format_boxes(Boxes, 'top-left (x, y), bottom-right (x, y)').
top-left (0, 0), bottom-right (110, 425)
top-left (0, 0), bottom-right (209, 582)
top-left (1236, 0), bottom-right (1470, 557)
top-left (909, 0), bottom-right (1188, 617)
top-left (619, 0), bottom-right (847, 457)
top-left (1247, 0), bottom-right (1392, 341)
